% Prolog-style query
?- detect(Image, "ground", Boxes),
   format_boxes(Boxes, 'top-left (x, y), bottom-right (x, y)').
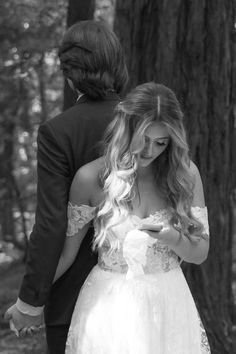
top-left (0, 263), bottom-right (47, 354)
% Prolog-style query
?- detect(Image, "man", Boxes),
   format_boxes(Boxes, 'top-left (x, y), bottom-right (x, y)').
top-left (5, 20), bottom-right (128, 354)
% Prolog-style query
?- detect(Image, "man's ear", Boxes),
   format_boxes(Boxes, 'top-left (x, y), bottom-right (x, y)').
top-left (67, 78), bottom-right (75, 91)
top-left (67, 79), bottom-right (82, 97)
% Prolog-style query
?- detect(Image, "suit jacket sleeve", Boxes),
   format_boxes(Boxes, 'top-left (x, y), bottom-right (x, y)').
top-left (19, 122), bottom-right (71, 306)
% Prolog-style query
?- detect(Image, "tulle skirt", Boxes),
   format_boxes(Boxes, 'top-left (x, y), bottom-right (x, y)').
top-left (65, 265), bottom-right (210, 354)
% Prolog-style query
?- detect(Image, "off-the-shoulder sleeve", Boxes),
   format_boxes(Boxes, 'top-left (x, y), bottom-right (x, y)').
top-left (191, 206), bottom-right (209, 237)
top-left (66, 202), bottom-right (96, 236)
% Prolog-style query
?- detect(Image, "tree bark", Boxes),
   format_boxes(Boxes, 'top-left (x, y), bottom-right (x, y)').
top-left (115, 0), bottom-right (236, 352)
top-left (0, 120), bottom-right (15, 242)
top-left (38, 53), bottom-right (48, 123)
top-left (63, 0), bottom-right (95, 110)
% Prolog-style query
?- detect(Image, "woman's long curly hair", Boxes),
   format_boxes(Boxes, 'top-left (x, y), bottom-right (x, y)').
top-left (94, 82), bottom-right (203, 251)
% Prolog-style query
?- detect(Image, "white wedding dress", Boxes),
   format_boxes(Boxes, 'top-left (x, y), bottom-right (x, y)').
top-left (65, 204), bottom-right (211, 354)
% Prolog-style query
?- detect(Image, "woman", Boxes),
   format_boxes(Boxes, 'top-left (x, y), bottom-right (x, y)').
top-left (54, 82), bottom-right (211, 353)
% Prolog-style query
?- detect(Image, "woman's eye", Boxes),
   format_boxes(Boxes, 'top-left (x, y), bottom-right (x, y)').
top-left (156, 141), bottom-right (166, 146)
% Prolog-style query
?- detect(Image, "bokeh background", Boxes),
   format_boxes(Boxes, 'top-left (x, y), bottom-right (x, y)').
top-left (0, 0), bottom-right (235, 353)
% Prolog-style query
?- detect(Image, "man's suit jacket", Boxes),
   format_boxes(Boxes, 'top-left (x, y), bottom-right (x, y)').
top-left (19, 92), bottom-right (120, 325)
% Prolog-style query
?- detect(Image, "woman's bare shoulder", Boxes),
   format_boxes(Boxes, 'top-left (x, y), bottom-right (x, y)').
top-left (73, 157), bottom-right (105, 191)
top-left (188, 160), bottom-right (203, 185)
top-left (69, 158), bottom-right (105, 205)
top-left (189, 160), bottom-right (205, 207)
top-left (189, 160), bottom-right (200, 175)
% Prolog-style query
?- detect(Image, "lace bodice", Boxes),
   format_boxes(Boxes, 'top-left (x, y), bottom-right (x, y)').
top-left (67, 203), bottom-right (209, 278)
top-left (97, 209), bottom-right (180, 277)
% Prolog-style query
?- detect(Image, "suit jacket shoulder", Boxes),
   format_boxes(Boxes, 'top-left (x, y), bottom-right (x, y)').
top-left (41, 94), bottom-right (119, 173)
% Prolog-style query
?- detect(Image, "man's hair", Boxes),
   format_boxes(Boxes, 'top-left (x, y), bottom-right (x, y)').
top-left (58, 20), bottom-right (128, 99)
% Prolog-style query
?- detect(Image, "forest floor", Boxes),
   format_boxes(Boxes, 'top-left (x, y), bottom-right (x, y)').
top-left (0, 263), bottom-right (47, 354)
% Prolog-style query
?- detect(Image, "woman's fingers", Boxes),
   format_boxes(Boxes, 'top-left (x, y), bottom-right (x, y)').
top-left (18, 325), bottom-right (43, 337)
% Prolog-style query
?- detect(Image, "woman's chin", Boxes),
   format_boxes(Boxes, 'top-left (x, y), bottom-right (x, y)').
top-left (138, 157), bottom-right (153, 167)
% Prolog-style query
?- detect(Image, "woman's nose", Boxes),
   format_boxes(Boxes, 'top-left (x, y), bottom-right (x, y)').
top-left (144, 141), bottom-right (153, 156)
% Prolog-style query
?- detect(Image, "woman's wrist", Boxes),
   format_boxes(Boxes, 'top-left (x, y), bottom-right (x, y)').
top-left (172, 224), bottom-right (185, 247)
top-left (174, 230), bottom-right (183, 246)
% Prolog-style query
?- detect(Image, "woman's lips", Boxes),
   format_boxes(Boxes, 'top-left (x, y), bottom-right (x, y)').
top-left (140, 155), bottom-right (152, 159)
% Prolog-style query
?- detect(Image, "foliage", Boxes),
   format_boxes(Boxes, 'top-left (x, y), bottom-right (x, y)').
top-left (0, 0), bottom-right (67, 243)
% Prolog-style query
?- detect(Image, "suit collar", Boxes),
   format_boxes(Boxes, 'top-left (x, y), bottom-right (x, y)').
top-left (76, 91), bottom-right (120, 105)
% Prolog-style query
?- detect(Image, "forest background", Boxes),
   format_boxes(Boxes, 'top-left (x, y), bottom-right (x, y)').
top-left (0, 0), bottom-right (235, 353)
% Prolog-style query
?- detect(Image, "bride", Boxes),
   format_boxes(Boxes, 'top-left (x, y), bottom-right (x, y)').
top-left (54, 82), bottom-right (211, 353)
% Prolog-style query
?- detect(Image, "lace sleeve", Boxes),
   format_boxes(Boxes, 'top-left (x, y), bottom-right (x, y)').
top-left (66, 202), bottom-right (96, 237)
top-left (191, 206), bottom-right (209, 237)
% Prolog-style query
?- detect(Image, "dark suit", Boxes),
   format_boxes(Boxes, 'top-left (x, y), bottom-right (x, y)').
top-left (18, 92), bottom-right (119, 353)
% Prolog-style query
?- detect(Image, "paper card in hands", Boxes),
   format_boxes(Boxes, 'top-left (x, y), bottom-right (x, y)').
top-left (139, 223), bottom-right (164, 232)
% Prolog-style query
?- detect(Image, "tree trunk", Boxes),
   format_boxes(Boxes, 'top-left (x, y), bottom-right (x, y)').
top-left (63, 0), bottom-right (95, 110)
top-left (115, 0), bottom-right (235, 352)
top-left (38, 53), bottom-right (48, 123)
top-left (0, 120), bottom-right (15, 241)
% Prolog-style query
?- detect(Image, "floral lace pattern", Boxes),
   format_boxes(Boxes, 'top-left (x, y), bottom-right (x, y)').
top-left (98, 209), bottom-right (180, 275)
top-left (66, 204), bottom-right (209, 276)
top-left (191, 206), bottom-right (209, 237)
top-left (197, 313), bottom-right (211, 353)
top-left (98, 242), bottom-right (128, 273)
top-left (66, 202), bottom-right (96, 236)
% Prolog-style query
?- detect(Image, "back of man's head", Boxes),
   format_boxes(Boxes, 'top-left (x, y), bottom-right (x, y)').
top-left (59, 20), bottom-right (128, 99)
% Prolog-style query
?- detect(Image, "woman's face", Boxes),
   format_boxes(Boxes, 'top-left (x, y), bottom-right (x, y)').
top-left (137, 121), bottom-right (170, 168)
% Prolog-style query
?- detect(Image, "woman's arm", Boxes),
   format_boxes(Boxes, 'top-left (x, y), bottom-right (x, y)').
top-left (53, 166), bottom-right (95, 282)
top-left (171, 162), bottom-right (209, 264)
top-left (53, 223), bottom-right (91, 282)
top-left (168, 225), bottom-right (209, 265)
top-left (167, 162), bottom-right (209, 264)
top-left (141, 162), bottom-right (210, 264)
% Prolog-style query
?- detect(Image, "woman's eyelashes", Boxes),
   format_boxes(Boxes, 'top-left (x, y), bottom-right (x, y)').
top-left (144, 136), bottom-right (169, 148)
top-left (156, 141), bottom-right (167, 146)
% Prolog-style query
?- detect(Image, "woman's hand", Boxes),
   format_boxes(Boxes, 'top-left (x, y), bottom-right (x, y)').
top-left (139, 224), bottom-right (180, 247)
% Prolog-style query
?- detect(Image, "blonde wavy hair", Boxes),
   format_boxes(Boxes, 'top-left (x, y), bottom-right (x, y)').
top-left (93, 82), bottom-right (203, 251)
